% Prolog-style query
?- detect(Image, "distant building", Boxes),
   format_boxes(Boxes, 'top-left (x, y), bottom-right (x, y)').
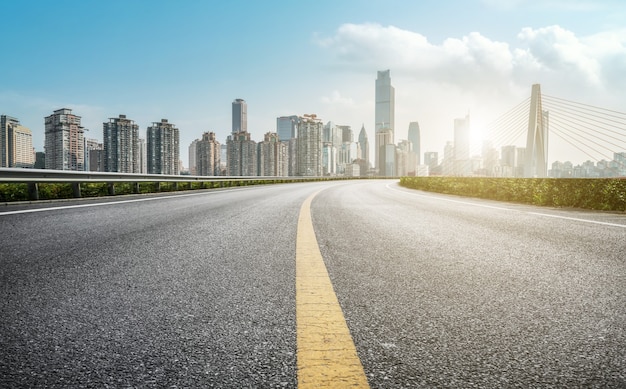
top-left (296, 114), bottom-right (323, 176)
top-left (44, 108), bottom-right (84, 171)
top-left (1, 115), bottom-right (34, 168)
top-left (396, 139), bottom-right (415, 176)
top-left (337, 125), bottom-right (354, 174)
top-left (358, 124), bottom-right (370, 169)
top-left (322, 122), bottom-right (338, 175)
top-left (232, 98), bottom-right (247, 135)
top-left (384, 143), bottom-right (396, 177)
top-left (227, 131), bottom-right (256, 176)
top-left (454, 114), bottom-right (470, 176)
top-left (442, 141), bottom-right (455, 176)
top-left (376, 129), bottom-right (394, 176)
top-left (147, 119), bottom-right (180, 175)
top-left (138, 138), bottom-right (147, 174)
top-left (85, 138), bottom-right (104, 172)
top-left (188, 139), bottom-right (199, 175)
top-left (277, 115), bottom-right (299, 176)
top-left (344, 163), bottom-right (360, 177)
top-left (424, 151), bottom-right (438, 173)
top-left (375, 70), bottom-right (395, 175)
top-left (103, 114), bottom-right (139, 173)
top-left (34, 152), bottom-right (45, 169)
top-left (196, 132), bottom-right (221, 176)
top-left (257, 132), bottom-right (287, 176)
top-left (408, 122), bottom-right (421, 166)
top-left (277, 115), bottom-right (298, 141)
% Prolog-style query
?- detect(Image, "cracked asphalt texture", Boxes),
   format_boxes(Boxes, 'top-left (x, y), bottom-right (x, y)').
top-left (1, 180), bottom-right (625, 388)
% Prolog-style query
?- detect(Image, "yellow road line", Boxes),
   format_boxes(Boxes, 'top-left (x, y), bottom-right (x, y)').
top-left (296, 191), bottom-right (370, 388)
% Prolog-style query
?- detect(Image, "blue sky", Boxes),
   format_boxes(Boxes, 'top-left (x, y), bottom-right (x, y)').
top-left (2, 0), bottom-right (625, 168)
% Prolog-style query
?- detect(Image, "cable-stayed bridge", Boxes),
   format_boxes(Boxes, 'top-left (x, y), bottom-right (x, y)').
top-left (476, 84), bottom-right (626, 178)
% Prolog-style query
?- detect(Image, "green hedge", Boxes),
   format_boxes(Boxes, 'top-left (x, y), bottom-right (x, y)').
top-left (0, 177), bottom-right (358, 202)
top-left (399, 177), bottom-right (626, 211)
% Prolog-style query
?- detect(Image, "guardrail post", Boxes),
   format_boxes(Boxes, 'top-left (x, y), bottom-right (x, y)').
top-left (174, 182), bottom-right (179, 191)
top-left (108, 183), bottom-right (115, 196)
top-left (133, 182), bottom-right (140, 194)
top-left (72, 183), bottom-right (82, 198)
top-left (27, 183), bottom-right (39, 201)
top-left (155, 182), bottom-right (161, 192)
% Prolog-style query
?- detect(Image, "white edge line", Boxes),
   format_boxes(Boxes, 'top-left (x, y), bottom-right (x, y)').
top-left (0, 187), bottom-right (251, 216)
top-left (387, 183), bottom-right (626, 229)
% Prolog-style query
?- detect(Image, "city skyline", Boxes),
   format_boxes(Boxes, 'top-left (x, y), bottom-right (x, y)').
top-left (1, 0), bottom-right (625, 168)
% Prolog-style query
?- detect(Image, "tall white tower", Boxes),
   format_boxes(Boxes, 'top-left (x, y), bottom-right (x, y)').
top-left (524, 84), bottom-right (548, 178)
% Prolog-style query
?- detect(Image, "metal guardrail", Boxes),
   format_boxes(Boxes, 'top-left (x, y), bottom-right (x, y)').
top-left (0, 168), bottom-right (326, 201)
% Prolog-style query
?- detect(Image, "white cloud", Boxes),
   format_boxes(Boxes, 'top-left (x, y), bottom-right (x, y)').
top-left (516, 25), bottom-right (602, 86)
top-left (316, 23), bottom-right (626, 95)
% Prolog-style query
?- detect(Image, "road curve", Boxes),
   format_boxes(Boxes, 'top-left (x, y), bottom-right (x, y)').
top-left (1, 180), bottom-right (624, 388)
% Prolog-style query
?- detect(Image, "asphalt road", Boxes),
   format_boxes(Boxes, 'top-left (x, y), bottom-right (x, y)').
top-left (1, 180), bottom-right (625, 388)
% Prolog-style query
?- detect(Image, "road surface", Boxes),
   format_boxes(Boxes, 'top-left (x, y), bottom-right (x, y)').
top-left (1, 180), bottom-right (624, 387)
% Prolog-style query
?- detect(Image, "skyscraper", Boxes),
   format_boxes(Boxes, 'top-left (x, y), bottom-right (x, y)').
top-left (1, 115), bottom-right (34, 168)
top-left (232, 99), bottom-right (247, 135)
top-left (358, 124), bottom-right (369, 168)
top-left (196, 132), bottom-right (221, 176)
top-left (297, 114), bottom-right (323, 176)
top-left (408, 122), bottom-right (421, 166)
top-left (44, 108), bottom-right (84, 171)
top-left (276, 115), bottom-right (298, 141)
top-left (375, 70), bottom-right (395, 175)
top-left (147, 119), bottom-right (180, 175)
top-left (103, 114), bottom-right (139, 173)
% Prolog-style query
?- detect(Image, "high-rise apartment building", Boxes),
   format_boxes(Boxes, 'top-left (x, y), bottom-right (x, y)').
top-left (103, 114), bottom-right (139, 173)
top-left (232, 99), bottom-right (247, 135)
top-left (147, 119), bottom-right (180, 175)
top-left (196, 132), bottom-right (221, 176)
top-left (257, 132), bottom-right (287, 176)
top-left (189, 139), bottom-right (199, 175)
top-left (227, 131), bottom-right (256, 176)
top-left (1, 115), bottom-right (34, 168)
top-left (375, 70), bottom-right (395, 176)
top-left (85, 138), bottom-right (104, 172)
top-left (138, 138), bottom-right (147, 173)
top-left (296, 114), bottom-right (323, 176)
top-left (44, 108), bottom-right (84, 170)
top-left (277, 115), bottom-right (299, 176)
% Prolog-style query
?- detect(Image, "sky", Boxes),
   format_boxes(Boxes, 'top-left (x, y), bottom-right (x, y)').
top-left (1, 0), bottom-right (625, 169)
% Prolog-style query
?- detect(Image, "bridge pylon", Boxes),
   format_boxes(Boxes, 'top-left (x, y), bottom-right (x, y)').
top-left (524, 84), bottom-right (549, 178)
